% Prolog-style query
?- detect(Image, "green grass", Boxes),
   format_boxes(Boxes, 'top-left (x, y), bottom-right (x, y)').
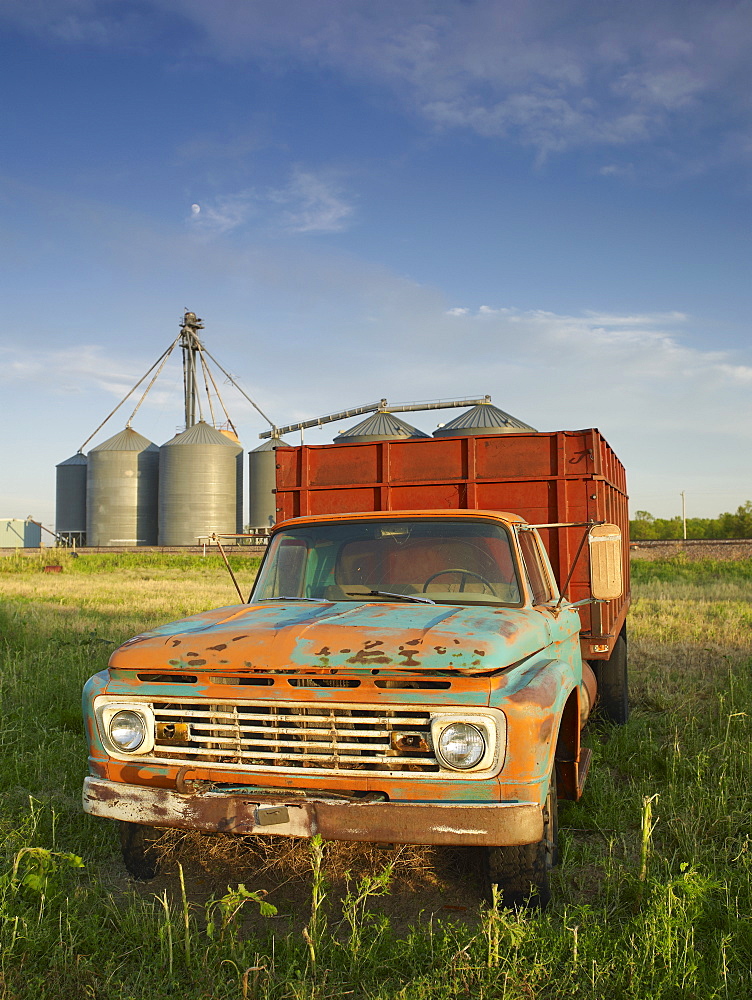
top-left (0, 556), bottom-right (751, 998)
top-left (632, 555), bottom-right (752, 588)
top-left (0, 549), bottom-right (259, 574)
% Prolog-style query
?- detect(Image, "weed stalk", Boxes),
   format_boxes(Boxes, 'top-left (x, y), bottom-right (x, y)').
top-left (178, 862), bottom-right (192, 967)
top-left (303, 834), bottom-right (328, 972)
top-left (639, 793), bottom-right (659, 883)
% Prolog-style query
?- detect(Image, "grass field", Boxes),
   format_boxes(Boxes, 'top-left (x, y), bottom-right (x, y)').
top-left (1, 554), bottom-right (751, 999)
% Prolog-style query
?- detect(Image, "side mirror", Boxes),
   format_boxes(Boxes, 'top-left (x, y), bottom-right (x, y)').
top-left (589, 524), bottom-right (623, 600)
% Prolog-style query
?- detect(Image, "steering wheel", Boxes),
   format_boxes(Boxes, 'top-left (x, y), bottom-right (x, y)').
top-left (422, 569), bottom-right (495, 594)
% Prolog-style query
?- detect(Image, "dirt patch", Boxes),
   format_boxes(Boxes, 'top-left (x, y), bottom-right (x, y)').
top-left (108, 831), bottom-right (487, 937)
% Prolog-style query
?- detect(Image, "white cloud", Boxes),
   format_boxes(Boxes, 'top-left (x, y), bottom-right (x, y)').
top-left (581, 310), bottom-right (687, 327)
top-left (290, 296), bottom-right (750, 466)
top-left (715, 364), bottom-right (752, 385)
top-left (269, 168), bottom-right (354, 234)
top-left (187, 190), bottom-right (256, 235)
top-left (188, 169), bottom-right (354, 238)
top-left (599, 163), bottom-right (636, 179)
top-left (413, 306), bottom-right (749, 430)
top-left (614, 68), bottom-right (702, 112)
top-left (0, 342), bottom-right (183, 408)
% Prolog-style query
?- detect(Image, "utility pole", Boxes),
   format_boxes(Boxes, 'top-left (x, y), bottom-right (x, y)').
top-left (680, 491), bottom-right (687, 540)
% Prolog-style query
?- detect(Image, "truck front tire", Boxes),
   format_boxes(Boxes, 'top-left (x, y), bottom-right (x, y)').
top-left (119, 821), bottom-right (163, 881)
top-left (483, 769), bottom-right (558, 908)
top-left (592, 629), bottom-right (629, 725)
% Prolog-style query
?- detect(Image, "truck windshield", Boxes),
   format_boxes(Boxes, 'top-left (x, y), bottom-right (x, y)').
top-left (251, 519), bottom-right (522, 606)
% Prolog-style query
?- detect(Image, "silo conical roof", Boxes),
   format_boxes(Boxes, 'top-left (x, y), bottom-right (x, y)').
top-left (338, 411), bottom-right (430, 443)
top-left (89, 427), bottom-right (160, 453)
top-left (56, 452), bottom-right (88, 467)
top-left (164, 421), bottom-right (241, 448)
top-left (252, 434), bottom-right (290, 453)
top-left (433, 403), bottom-right (536, 437)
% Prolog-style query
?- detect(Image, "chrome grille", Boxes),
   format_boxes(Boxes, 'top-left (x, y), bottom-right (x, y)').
top-left (149, 701), bottom-right (440, 775)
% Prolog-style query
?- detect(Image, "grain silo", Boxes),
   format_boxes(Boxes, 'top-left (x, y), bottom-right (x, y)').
top-left (159, 420), bottom-right (243, 545)
top-left (87, 428), bottom-right (159, 546)
top-left (55, 452), bottom-right (87, 544)
top-left (337, 411), bottom-right (430, 443)
top-left (432, 402), bottom-right (536, 437)
top-left (249, 435), bottom-right (289, 528)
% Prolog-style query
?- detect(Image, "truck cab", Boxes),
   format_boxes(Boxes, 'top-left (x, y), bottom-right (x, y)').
top-left (82, 507), bottom-right (624, 906)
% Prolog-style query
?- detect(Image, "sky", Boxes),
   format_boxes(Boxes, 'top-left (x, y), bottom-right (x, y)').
top-left (0, 0), bottom-right (750, 530)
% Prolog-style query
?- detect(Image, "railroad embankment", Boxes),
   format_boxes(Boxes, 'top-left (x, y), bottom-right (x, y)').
top-left (630, 538), bottom-right (752, 560)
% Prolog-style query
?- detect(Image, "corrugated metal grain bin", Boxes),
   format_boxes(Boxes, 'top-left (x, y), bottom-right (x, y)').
top-left (55, 452), bottom-right (87, 542)
top-left (1, 518), bottom-right (41, 548)
top-left (273, 429), bottom-right (629, 661)
top-left (249, 435), bottom-right (289, 528)
top-left (159, 421), bottom-right (243, 545)
top-left (87, 428), bottom-right (159, 546)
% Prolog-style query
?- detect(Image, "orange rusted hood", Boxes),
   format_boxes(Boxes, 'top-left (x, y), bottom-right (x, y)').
top-left (109, 600), bottom-right (553, 674)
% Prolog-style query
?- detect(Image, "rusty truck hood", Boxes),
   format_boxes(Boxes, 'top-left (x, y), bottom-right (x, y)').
top-left (109, 600), bottom-right (554, 674)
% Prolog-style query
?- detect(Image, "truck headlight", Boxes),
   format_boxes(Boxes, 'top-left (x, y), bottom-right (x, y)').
top-left (109, 710), bottom-right (147, 751)
top-left (436, 722), bottom-right (486, 770)
top-left (94, 699), bottom-right (155, 756)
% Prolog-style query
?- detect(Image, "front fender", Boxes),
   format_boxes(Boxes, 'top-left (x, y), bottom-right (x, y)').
top-left (83, 670), bottom-right (110, 775)
top-left (492, 656), bottom-right (579, 804)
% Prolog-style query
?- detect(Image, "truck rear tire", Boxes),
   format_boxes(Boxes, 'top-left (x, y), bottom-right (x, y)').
top-left (483, 769), bottom-right (558, 908)
top-left (592, 629), bottom-right (629, 725)
top-left (119, 821), bottom-right (163, 881)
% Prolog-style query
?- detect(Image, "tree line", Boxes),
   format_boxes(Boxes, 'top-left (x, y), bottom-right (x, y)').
top-left (630, 502), bottom-right (752, 540)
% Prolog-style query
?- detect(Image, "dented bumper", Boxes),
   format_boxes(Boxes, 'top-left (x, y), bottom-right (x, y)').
top-left (82, 777), bottom-right (543, 847)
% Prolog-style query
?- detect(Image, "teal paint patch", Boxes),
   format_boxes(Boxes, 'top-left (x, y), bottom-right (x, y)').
top-left (374, 687), bottom-right (489, 707)
top-left (288, 604), bottom-right (551, 673)
top-left (384, 780), bottom-right (500, 803)
top-left (82, 671), bottom-right (110, 759)
top-left (501, 657), bottom-right (577, 711)
top-left (105, 679), bottom-right (212, 699)
top-left (108, 600), bottom-right (553, 676)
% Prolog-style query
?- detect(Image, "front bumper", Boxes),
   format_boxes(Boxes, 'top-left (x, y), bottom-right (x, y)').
top-left (83, 777), bottom-right (543, 847)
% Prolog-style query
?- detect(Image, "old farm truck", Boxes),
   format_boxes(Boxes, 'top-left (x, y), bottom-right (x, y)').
top-left (83, 429), bottom-right (629, 905)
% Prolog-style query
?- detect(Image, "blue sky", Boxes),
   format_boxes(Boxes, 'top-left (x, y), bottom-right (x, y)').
top-left (1, 0), bottom-right (750, 528)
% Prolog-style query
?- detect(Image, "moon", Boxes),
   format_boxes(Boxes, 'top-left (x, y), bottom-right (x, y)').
top-left (191, 204), bottom-right (201, 215)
